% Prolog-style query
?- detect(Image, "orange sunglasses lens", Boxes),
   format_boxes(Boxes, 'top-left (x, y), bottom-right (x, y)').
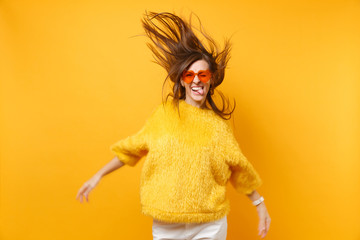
top-left (182, 70), bottom-right (212, 83)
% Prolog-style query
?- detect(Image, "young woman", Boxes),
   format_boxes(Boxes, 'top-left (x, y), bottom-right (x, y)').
top-left (76, 11), bottom-right (271, 240)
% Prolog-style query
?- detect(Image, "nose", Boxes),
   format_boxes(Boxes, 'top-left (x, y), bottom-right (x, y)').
top-left (192, 75), bottom-right (201, 83)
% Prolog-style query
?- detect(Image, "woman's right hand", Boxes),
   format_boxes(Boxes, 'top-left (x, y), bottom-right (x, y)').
top-left (76, 174), bottom-right (101, 203)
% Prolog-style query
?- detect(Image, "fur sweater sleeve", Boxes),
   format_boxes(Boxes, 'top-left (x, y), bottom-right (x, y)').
top-left (221, 121), bottom-right (263, 195)
top-left (109, 104), bottom-right (160, 166)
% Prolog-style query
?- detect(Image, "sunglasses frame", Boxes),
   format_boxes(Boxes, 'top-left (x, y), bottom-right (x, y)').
top-left (182, 70), bottom-right (212, 84)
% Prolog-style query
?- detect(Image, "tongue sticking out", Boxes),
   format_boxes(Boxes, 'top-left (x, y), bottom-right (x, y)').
top-left (193, 88), bottom-right (204, 95)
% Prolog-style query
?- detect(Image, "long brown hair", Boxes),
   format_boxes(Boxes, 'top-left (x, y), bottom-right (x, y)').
top-left (142, 11), bottom-right (236, 120)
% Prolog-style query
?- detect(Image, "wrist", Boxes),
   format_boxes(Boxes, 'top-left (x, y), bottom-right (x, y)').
top-left (252, 196), bottom-right (264, 206)
top-left (94, 172), bottom-right (104, 179)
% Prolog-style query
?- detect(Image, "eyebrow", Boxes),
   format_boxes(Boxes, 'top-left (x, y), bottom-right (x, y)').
top-left (184, 70), bottom-right (210, 72)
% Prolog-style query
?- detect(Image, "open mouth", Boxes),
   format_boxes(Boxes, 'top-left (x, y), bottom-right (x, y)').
top-left (191, 86), bottom-right (204, 95)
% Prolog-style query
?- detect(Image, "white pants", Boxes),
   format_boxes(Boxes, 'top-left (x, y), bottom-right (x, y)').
top-left (152, 216), bottom-right (227, 240)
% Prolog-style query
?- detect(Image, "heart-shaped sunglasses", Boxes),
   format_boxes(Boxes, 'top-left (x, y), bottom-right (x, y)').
top-left (182, 70), bottom-right (212, 83)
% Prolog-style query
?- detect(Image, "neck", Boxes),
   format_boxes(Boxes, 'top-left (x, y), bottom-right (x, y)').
top-left (184, 98), bottom-right (206, 109)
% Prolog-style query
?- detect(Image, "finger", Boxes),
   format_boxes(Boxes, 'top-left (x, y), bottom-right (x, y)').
top-left (265, 218), bottom-right (271, 234)
top-left (259, 228), bottom-right (266, 238)
top-left (259, 228), bottom-right (265, 236)
top-left (258, 224), bottom-right (265, 236)
top-left (76, 187), bottom-right (84, 200)
top-left (83, 187), bottom-right (92, 202)
top-left (76, 191), bottom-right (85, 203)
top-left (261, 218), bottom-right (270, 238)
top-left (258, 218), bottom-right (266, 235)
top-left (77, 184), bottom-right (89, 198)
top-left (262, 225), bottom-right (269, 238)
top-left (79, 186), bottom-right (89, 203)
top-left (76, 190), bottom-right (84, 201)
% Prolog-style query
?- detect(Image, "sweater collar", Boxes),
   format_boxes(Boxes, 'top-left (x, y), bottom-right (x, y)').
top-left (179, 99), bottom-right (212, 113)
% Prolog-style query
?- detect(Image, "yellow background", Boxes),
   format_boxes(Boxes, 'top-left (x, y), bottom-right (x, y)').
top-left (1, 0), bottom-right (359, 239)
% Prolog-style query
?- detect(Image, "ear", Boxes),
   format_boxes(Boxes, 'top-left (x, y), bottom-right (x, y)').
top-left (180, 79), bottom-right (185, 87)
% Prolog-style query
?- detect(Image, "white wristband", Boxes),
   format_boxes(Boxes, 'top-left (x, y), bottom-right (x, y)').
top-left (252, 196), bottom-right (264, 206)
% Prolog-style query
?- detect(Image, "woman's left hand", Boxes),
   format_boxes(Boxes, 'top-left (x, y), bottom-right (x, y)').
top-left (256, 202), bottom-right (271, 238)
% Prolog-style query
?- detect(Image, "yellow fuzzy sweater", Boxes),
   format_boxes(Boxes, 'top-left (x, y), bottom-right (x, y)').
top-left (110, 99), bottom-right (262, 223)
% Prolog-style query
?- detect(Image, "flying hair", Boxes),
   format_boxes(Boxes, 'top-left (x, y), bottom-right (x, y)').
top-left (142, 11), bottom-right (236, 120)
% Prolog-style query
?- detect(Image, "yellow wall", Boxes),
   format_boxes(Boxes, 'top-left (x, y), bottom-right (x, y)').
top-left (1, 0), bottom-right (359, 239)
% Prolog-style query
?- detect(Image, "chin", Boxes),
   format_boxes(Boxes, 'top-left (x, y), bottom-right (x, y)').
top-left (190, 93), bottom-right (205, 101)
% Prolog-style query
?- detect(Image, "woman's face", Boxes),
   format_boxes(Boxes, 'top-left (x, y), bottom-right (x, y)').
top-left (180, 59), bottom-right (212, 109)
